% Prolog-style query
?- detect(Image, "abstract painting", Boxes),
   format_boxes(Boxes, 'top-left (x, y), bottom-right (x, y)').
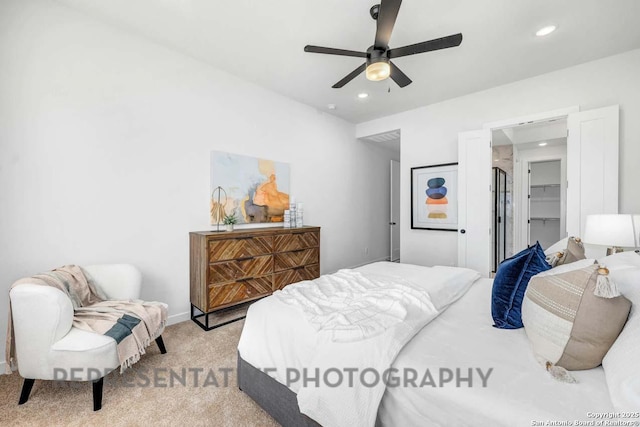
top-left (411, 163), bottom-right (458, 231)
top-left (210, 151), bottom-right (290, 224)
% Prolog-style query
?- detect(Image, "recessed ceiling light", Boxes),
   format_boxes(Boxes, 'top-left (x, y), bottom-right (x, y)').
top-left (539, 142), bottom-right (548, 146)
top-left (327, 104), bottom-right (336, 110)
top-left (536, 25), bottom-right (557, 37)
top-left (357, 93), bottom-right (369, 99)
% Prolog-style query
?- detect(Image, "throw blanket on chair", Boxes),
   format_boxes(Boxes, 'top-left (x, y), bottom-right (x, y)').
top-left (6, 265), bottom-right (167, 374)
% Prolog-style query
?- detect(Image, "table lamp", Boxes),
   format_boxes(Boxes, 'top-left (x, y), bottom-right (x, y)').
top-left (583, 214), bottom-right (637, 256)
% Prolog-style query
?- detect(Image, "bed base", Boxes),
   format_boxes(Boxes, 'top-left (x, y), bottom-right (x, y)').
top-left (237, 352), bottom-right (320, 427)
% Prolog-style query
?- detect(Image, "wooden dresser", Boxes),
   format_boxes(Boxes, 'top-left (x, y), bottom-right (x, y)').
top-left (189, 226), bottom-right (320, 330)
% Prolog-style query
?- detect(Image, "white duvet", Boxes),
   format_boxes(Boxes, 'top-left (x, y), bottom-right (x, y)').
top-left (273, 269), bottom-right (437, 343)
top-left (238, 262), bottom-right (481, 427)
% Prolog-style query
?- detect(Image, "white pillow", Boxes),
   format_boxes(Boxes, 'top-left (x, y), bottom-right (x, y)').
top-left (598, 251), bottom-right (640, 270)
top-left (544, 237), bottom-right (569, 256)
top-left (534, 258), bottom-right (595, 277)
top-left (601, 266), bottom-right (640, 411)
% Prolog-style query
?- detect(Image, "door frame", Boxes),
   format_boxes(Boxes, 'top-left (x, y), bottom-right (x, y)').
top-left (486, 106), bottom-right (577, 252)
top-left (458, 106), bottom-right (578, 276)
top-left (483, 106), bottom-right (579, 131)
top-left (515, 151), bottom-right (567, 250)
top-left (389, 159), bottom-right (400, 262)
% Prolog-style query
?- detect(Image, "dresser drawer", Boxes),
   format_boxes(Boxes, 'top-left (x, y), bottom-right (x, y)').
top-left (274, 248), bottom-right (319, 272)
top-left (273, 264), bottom-right (320, 290)
top-left (274, 231), bottom-right (319, 252)
top-left (208, 236), bottom-right (273, 262)
top-left (209, 255), bottom-right (273, 284)
top-left (207, 276), bottom-right (273, 310)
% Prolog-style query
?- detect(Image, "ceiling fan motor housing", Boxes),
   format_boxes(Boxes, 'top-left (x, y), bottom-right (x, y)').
top-left (366, 46), bottom-right (389, 66)
top-left (370, 4), bottom-right (380, 20)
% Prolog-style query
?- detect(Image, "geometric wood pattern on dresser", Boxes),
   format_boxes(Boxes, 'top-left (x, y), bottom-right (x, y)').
top-left (208, 276), bottom-right (273, 308)
top-left (274, 248), bottom-right (319, 272)
top-left (190, 226), bottom-right (320, 330)
top-left (208, 236), bottom-right (272, 262)
top-left (273, 264), bottom-right (320, 291)
top-left (274, 231), bottom-right (319, 252)
top-left (209, 255), bottom-right (273, 284)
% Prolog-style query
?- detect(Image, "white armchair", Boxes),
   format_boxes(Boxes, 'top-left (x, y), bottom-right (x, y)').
top-left (9, 264), bottom-right (167, 411)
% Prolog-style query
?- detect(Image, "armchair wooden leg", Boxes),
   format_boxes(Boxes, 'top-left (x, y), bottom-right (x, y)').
top-left (18, 378), bottom-right (35, 405)
top-left (155, 335), bottom-right (167, 354)
top-left (93, 377), bottom-right (103, 411)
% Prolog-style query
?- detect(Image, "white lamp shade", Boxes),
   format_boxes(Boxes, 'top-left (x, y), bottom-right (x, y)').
top-left (583, 214), bottom-right (636, 247)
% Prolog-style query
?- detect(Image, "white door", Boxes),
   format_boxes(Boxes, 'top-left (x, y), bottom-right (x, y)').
top-left (566, 105), bottom-right (619, 237)
top-left (458, 129), bottom-right (492, 276)
top-left (389, 160), bottom-right (400, 261)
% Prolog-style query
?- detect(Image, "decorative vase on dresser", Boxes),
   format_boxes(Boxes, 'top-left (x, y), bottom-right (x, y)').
top-left (189, 226), bottom-right (320, 330)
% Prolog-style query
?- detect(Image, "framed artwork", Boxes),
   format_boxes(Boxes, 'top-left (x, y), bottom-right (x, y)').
top-left (210, 151), bottom-right (290, 224)
top-left (411, 162), bottom-right (458, 231)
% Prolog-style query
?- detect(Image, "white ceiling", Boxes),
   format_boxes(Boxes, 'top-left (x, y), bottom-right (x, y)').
top-left (55, 0), bottom-right (640, 124)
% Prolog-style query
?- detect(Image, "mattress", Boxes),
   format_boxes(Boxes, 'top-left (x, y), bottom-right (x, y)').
top-left (237, 262), bottom-right (477, 394)
top-left (377, 277), bottom-right (615, 427)
top-left (238, 264), bottom-right (615, 426)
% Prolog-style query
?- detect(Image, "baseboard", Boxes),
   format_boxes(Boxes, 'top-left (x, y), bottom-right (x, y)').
top-left (0, 361), bottom-right (7, 375)
top-left (167, 311), bottom-right (190, 326)
top-left (346, 256), bottom-right (391, 270)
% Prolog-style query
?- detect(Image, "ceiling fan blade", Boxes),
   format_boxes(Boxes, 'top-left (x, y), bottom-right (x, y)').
top-left (389, 62), bottom-right (412, 88)
top-left (388, 33), bottom-right (463, 59)
top-left (304, 45), bottom-right (367, 58)
top-left (374, 0), bottom-right (402, 49)
top-left (332, 63), bottom-right (367, 88)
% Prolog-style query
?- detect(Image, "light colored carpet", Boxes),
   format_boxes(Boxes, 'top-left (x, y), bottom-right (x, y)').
top-left (0, 320), bottom-right (280, 427)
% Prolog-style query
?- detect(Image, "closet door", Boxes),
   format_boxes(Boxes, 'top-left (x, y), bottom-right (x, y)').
top-left (566, 105), bottom-right (619, 237)
top-left (458, 129), bottom-right (492, 277)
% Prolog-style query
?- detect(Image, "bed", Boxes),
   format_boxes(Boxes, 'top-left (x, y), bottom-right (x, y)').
top-left (237, 262), bottom-right (616, 427)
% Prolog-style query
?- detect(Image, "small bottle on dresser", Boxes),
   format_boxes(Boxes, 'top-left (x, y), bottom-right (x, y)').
top-left (289, 198), bottom-right (297, 228)
top-left (296, 202), bottom-right (303, 227)
top-left (283, 210), bottom-right (291, 228)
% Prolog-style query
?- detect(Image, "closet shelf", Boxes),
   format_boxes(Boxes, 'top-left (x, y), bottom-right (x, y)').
top-left (530, 217), bottom-right (560, 221)
top-left (530, 197), bottom-right (561, 202)
top-left (530, 184), bottom-right (560, 189)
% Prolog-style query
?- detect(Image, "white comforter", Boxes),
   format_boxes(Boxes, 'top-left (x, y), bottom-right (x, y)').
top-left (238, 263), bottom-right (481, 427)
top-left (273, 269), bottom-right (437, 343)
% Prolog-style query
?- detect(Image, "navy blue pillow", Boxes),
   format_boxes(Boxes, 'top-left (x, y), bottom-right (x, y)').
top-left (492, 242), bottom-right (550, 329)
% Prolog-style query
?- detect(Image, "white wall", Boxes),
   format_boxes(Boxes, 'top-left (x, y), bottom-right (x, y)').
top-left (0, 0), bottom-right (396, 365)
top-left (357, 49), bottom-right (640, 267)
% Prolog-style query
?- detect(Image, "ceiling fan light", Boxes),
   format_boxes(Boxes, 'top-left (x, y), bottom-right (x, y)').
top-left (366, 61), bottom-right (391, 82)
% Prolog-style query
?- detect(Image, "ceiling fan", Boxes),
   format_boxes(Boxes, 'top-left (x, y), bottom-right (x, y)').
top-left (304, 0), bottom-right (463, 89)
